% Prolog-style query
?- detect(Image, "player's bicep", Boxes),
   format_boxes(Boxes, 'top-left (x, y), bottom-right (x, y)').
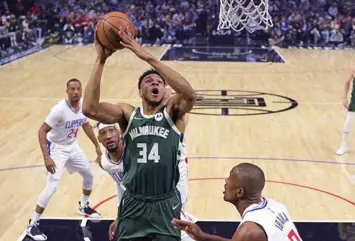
top-left (39, 122), bottom-right (52, 133)
top-left (89, 102), bottom-right (134, 124)
top-left (232, 222), bottom-right (267, 241)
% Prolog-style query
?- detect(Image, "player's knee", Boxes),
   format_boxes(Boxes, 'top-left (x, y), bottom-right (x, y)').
top-left (38, 179), bottom-right (59, 207)
top-left (81, 169), bottom-right (94, 190)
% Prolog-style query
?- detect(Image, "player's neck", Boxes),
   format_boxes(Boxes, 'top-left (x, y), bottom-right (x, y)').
top-left (67, 99), bottom-right (80, 111)
top-left (107, 145), bottom-right (123, 163)
top-left (236, 197), bottom-right (263, 217)
top-left (108, 150), bottom-right (122, 162)
top-left (141, 102), bottom-right (163, 115)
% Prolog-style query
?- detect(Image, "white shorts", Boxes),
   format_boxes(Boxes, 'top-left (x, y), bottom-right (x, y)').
top-left (181, 210), bottom-right (198, 241)
top-left (46, 140), bottom-right (90, 180)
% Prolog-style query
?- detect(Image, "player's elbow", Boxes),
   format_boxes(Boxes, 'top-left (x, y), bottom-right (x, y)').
top-left (82, 105), bottom-right (97, 118)
top-left (83, 110), bottom-right (98, 119)
top-left (38, 127), bottom-right (45, 138)
top-left (185, 90), bottom-right (197, 105)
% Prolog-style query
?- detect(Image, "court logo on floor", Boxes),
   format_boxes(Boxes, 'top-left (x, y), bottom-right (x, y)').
top-left (191, 90), bottom-right (298, 116)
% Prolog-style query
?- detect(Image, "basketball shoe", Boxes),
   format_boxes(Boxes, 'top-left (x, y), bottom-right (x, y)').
top-left (26, 222), bottom-right (47, 241)
top-left (78, 202), bottom-right (102, 218)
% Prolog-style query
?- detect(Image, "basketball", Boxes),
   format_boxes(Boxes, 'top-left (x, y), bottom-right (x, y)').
top-left (96, 12), bottom-right (136, 51)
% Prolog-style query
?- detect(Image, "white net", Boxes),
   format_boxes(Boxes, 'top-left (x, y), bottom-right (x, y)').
top-left (217, 0), bottom-right (273, 33)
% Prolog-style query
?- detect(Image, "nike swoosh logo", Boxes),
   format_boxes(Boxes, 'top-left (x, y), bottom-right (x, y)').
top-left (134, 117), bottom-right (144, 120)
top-left (172, 203), bottom-right (180, 210)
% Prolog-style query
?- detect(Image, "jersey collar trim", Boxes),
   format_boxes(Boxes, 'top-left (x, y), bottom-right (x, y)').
top-left (65, 98), bottom-right (80, 114)
top-left (242, 197), bottom-right (268, 219)
top-left (140, 106), bottom-right (155, 119)
top-left (105, 148), bottom-right (124, 165)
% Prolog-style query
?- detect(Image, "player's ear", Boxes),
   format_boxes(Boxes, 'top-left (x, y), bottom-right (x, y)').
top-left (139, 88), bottom-right (143, 97)
top-left (236, 187), bottom-right (245, 198)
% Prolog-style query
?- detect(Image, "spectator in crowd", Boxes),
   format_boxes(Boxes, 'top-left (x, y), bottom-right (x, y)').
top-left (2, 0), bottom-right (355, 61)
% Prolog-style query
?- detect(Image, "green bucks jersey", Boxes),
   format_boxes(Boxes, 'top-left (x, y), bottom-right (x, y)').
top-left (122, 105), bottom-right (181, 196)
top-left (351, 78), bottom-right (355, 102)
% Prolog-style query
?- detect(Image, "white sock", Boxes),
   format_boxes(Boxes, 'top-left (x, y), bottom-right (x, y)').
top-left (81, 195), bottom-right (90, 207)
top-left (30, 212), bottom-right (41, 226)
top-left (341, 132), bottom-right (349, 147)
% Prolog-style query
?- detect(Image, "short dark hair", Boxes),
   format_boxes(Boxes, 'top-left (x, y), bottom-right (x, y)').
top-left (232, 163), bottom-right (265, 196)
top-left (138, 69), bottom-right (165, 89)
top-left (66, 78), bottom-right (81, 88)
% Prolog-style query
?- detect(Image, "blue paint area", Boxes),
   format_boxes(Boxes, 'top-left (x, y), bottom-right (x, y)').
top-left (1, 156), bottom-right (354, 173)
top-left (160, 46), bottom-right (285, 63)
top-left (20, 219), bottom-right (353, 241)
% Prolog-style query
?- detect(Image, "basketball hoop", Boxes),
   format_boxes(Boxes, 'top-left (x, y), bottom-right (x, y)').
top-left (217, 0), bottom-right (273, 33)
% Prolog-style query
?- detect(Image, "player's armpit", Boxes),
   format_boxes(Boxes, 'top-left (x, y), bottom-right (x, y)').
top-left (166, 93), bottom-right (196, 120)
top-left (83, 102), bottom-right (134, 125)
top-left (232, 222), bottom-right (267, 241)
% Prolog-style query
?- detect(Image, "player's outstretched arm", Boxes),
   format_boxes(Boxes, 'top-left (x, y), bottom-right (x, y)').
top-left (82, 122), bottom-right (102, 159)
top-left (83, 34), bottom-right (134, 125)
top-left (172, 219), bottom-right (267, 241)
top-left (118, 26), bottom-right (196, 118)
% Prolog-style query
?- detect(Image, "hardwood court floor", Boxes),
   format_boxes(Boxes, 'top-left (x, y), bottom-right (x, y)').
top-left (1, 45), bottom-right (355, 240)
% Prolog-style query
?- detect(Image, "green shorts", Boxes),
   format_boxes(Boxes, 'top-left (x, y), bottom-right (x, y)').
top-left (349, 101), bottom-right (355, 112)
top-left (117, 190), bottom-right (181, 240)
top-left (121, 235), bottom-right (180, 241)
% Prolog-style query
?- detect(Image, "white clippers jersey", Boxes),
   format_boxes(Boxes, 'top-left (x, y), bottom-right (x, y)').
top-left (100, 150), bottom-right (126, 204)
top-left (45, 98), bottom-right (88, 145)
top-left (239, 198), bottom-right (302, 241)
top-left (177, 134), bottom-right (188, 209)
top-left (178, 134), bottom-right (187, 162)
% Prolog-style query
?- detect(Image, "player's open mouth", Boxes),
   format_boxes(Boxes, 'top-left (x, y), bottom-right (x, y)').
top-left (151, 88), bottom-right (159, 96)
top-left (106, 140), bottom-right (116, 148)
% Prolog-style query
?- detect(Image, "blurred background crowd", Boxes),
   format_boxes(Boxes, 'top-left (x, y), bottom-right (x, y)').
top-left (1, 0), bottom-right (355, 59)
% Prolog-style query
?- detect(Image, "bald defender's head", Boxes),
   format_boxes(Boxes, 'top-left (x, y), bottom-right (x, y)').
top-left (223, 163), bottom-right (265, 205)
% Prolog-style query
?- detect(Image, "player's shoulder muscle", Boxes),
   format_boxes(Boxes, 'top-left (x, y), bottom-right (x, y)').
top-left (116, 103), bottom-right (135, 122)
top-left (233, 222), bottom-right (267, 241)
top-left (44, 101), bottom-right (65, 127)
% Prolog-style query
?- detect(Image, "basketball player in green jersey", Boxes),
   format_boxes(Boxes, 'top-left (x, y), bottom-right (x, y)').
top-left (337, 69), bottom-right (355, 155)
top-left (83, 27), bottom-right (196, 241)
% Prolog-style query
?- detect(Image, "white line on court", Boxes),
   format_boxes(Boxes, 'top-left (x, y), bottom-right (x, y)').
top-left (273, 46), bottom-right (287, 63)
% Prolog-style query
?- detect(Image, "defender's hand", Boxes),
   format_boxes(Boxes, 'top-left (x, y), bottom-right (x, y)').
top-left (343, 98), bottom-right (349, 109)
top-left (44, 156), bottom-right (56, 174)
top-left (109, 220), bottom-right (118, 240)
top-left (172, 218), bottom-right (205, 241)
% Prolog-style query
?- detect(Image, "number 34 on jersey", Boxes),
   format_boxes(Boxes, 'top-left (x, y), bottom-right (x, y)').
top-left (137, 143), bottom-right (160, 163)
